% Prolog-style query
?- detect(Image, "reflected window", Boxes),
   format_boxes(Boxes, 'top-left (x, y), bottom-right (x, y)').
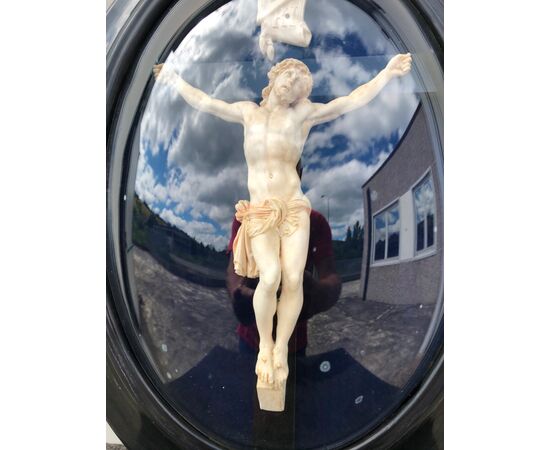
top-left (373, 202), bottom-right (400, 262)
top-left (413, 174), bottom-right (436, 253)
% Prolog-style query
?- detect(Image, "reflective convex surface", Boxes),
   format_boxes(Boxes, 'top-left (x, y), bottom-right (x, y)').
top-left (120, 0), bottom-right (443, 448)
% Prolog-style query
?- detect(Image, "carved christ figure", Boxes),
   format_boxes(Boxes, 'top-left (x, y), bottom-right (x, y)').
top-left (153, 53), bottom-right (412, 401)
top-left (257, 0), bottom-right (311, 60)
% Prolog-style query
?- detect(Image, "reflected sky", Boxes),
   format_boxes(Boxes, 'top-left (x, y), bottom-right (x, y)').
top-left (387, 206), bottom-right (399, 233)
top-left (136, 0), bottom-right (419, 250)
top-left (414, 176), bottom-right (435, 219)
top-left (373, 204), bottom-right (399, 261)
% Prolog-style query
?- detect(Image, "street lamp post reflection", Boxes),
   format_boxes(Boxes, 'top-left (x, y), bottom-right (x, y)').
top-left (321, 194), bottom-right (330, 226)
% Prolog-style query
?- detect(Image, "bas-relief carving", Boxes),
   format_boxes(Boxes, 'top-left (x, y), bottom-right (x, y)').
top-left (257, 0), bottom-right (311, 60)
top-left (153, 52), bottom-right (412, 411)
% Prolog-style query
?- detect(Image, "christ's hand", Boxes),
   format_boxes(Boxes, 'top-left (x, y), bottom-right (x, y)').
top-left (385, 53), bottom-right (412, 78)
top-left (153, 64), bottom-right (178, 85)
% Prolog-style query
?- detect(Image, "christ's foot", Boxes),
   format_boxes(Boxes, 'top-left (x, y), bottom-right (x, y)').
top-left (256, 346), bottom-right (274, 385)
top-left (273, 345), bottom-right (289, 389)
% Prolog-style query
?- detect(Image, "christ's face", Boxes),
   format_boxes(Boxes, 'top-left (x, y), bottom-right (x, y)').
top-left (273, 68), bottom-right (308, 105)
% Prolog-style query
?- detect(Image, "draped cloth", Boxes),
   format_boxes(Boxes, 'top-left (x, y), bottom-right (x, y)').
top-left (232, 197), bottom-right (311, 278)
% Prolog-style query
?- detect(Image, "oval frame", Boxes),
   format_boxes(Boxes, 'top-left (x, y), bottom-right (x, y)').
top-left (107, 1), bottom-right (443, 448)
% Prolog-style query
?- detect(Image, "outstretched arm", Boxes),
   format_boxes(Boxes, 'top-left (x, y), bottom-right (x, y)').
top-left (306, 53), bottom-right (412, 126)
top-left (153, 64), bottom-right (254, 124)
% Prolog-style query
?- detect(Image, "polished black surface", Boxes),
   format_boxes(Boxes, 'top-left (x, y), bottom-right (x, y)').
top-left (107, 1), bottom-right (443, 448)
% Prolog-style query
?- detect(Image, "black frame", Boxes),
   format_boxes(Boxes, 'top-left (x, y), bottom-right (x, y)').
top-left (107, 1), bottom-right (444, 448)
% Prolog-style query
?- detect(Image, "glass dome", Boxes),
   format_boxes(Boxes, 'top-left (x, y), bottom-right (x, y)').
top-left (107, 1), bottom-right (443, 448)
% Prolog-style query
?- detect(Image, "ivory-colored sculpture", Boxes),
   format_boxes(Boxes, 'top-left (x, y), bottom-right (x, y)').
top-left (153, 53), bottom-right (412, 411)
top-left (257, 0), bottom-right (312, 60)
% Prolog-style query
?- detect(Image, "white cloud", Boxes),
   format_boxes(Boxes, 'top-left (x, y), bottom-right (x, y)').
top-left (388, 220), bottom-right (400, 234)
top-left (303, 153), bottom-right (389, 237)
top-left (135, 153), bottom-right (167, 205)
top-left (306, 0), bottom-right (397, 57)
top-left (140, 0), bottom-right (259, 165)
top-left (163, 163), bottom-right (247, 227)
top-left (200, 234), bottom-right (231, 250)
top-left (312, 49), bottom-right (377, 96)
top-left (134, 0), bottom-right (420, 246)
top-left (159, 208), bottom-right (228, 250)
top-left (415, 180), bottom-right (435, 216)
top-left (304, 51), bottom-right (418, 168)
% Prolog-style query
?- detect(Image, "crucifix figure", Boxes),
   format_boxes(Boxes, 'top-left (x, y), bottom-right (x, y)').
top-left (153, 53), bottom-right (412, 411)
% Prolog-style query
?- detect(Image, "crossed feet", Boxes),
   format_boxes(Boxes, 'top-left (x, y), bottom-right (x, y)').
top-left (255, 344), bottom-right (289, 389)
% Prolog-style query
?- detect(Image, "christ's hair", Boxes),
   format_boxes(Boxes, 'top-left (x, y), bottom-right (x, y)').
top-left (260, 58), bottom-right (313, 106)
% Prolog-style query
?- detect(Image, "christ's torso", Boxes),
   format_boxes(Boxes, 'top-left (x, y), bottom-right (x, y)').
top-left (242, 106), bottom-right (310, 204)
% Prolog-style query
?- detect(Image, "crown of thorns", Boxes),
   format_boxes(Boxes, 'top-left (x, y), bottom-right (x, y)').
top-left (261, 58), bottom-right (313, 105)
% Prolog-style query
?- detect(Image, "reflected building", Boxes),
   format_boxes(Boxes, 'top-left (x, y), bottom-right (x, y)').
top-left (360, 104), bottom-right (442, 305)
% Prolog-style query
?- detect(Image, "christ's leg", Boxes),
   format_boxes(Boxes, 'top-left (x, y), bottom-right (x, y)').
top-left (250, 228), bottom-right (281, 385)
top-left (273, 210), bottom-right (310, 388)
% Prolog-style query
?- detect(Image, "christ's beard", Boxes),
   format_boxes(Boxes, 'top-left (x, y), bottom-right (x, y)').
top-left (274, 88), bottom-right (294, 106)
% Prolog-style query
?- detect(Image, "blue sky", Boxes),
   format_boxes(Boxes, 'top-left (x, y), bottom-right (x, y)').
top-left (135, 0), bottom-right (419, 250)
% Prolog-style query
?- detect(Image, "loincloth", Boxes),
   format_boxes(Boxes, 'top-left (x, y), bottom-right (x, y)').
top-left (232, 197), bottom-right (311, 278)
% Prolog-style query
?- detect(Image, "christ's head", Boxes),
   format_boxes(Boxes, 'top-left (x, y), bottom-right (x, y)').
top-left (261, 58), bottom-right (313, 107)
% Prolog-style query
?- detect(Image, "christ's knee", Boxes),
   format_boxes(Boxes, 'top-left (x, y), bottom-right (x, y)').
top-left (282, 271), bottom-right (303, 293)
top-left (258, 267), bottom-right (281, 296)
